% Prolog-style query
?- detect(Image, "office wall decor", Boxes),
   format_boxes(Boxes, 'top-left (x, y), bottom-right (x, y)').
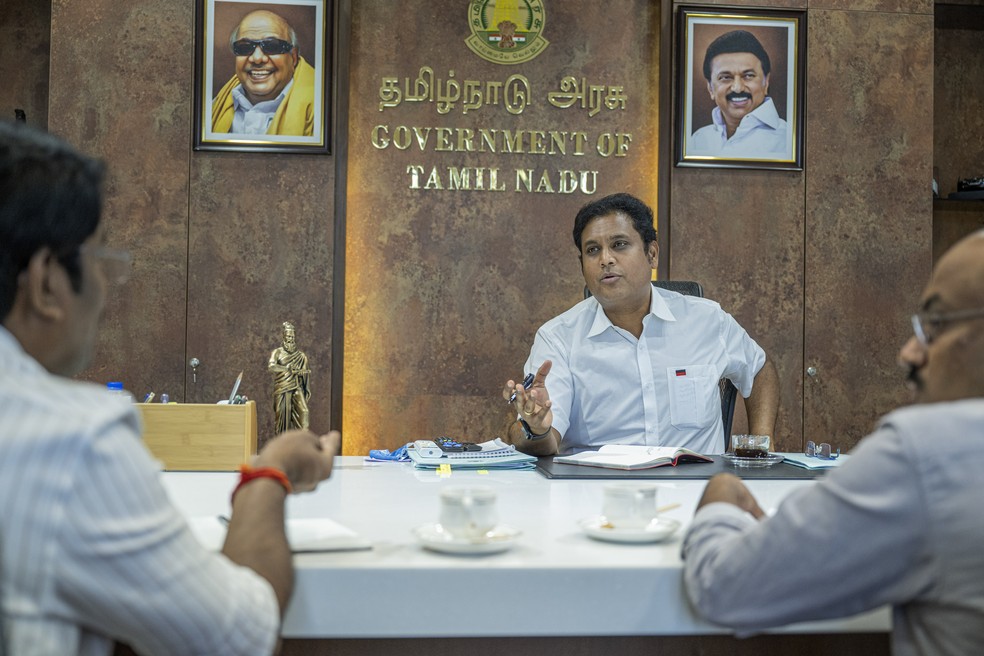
top-left (193, 0), bottom-right (331, 153)
top-left (676, 6), bottom-right (804, 170)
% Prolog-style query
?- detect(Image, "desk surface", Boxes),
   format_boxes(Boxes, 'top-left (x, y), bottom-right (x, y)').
top-left (160, 457), bottom-right (889, 639)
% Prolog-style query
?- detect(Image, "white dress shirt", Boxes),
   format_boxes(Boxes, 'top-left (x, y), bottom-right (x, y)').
top-left (690, 97), bottom-right (791, 159)
top-left (683, 400), bottom-right (984, 656)
top-left (0, 327), bottom-right (279, 655)
top-left (524, 287), bottom-right (765, 455)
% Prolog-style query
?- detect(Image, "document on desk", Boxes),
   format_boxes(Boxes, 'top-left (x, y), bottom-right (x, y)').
top-left (187, 517), bottom-right (372, 553)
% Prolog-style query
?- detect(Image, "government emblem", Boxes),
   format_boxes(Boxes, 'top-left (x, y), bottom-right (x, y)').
top-left (465, 0), bottom-right (549, 65)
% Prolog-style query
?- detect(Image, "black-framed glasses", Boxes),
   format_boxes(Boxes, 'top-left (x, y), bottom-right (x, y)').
top-left (911, 308), bottom-right (984, 347)
top-left (80, 244), bottom-right (132, 285)
top-left (806, 441), bottom-right (840, 460)
top-left (231, 38), bottom-right (294, 56)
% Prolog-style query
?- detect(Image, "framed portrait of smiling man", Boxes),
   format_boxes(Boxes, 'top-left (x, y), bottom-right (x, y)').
top-left (676, 7), bottom-right (804, 170)
top-left (193, 0), bottom-right (332, 153)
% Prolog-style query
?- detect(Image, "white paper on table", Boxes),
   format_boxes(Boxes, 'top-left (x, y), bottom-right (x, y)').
top-left (187, 517), bottom-right (372, 553)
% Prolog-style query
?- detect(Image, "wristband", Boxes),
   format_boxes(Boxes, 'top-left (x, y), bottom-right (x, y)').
top-left (232, 464), bottom-right (293, 502)
top-left (519, 418), bottom-right (551, 440)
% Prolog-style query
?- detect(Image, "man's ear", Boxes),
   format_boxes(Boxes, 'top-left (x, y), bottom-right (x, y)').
top-left (648, 241), bottom-right (659, 269)
top-left (21, 248), bottom-right (68, 322)
top-left (706, 80), bottom-right (714, 100)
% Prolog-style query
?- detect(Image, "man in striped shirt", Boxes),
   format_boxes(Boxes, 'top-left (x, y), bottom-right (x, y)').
top-left (0, 122), bottom-right (339, 654)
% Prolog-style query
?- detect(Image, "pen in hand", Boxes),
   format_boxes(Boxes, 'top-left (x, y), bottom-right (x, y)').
top-left (508, 373), bottom-right (535, 405)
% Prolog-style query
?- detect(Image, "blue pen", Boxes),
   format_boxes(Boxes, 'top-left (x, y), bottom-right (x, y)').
top-left (508, 373), bottom-right (535, 404)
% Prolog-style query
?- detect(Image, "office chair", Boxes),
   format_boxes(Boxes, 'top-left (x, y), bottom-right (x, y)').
top-left (584, 279), bottom-right (739, 451)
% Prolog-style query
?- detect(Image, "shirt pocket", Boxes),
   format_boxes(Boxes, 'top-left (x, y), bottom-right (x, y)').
top-left (666, 365), bottom-right (718, 429)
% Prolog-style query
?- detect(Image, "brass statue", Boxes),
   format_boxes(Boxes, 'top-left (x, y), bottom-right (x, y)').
top-left (268, 321), bottom-right (311, 434)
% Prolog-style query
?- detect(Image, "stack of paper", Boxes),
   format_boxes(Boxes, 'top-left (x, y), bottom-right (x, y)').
top-left (187, 517), bottom-right (372, 552)
top-left (408, 438), bottom-right (537, 470)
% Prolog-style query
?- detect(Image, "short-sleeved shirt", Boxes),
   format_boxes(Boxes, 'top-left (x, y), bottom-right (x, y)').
top-left (524, 287), bottom-right (766, 455)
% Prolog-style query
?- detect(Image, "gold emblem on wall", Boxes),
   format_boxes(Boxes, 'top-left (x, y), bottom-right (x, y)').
top-left (465, 0), bottom-right (549, 65)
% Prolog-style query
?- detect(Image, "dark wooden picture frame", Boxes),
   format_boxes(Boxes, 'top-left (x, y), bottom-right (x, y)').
top-left (676, 6), bottom-right (805, 170)
top-left (193, 0), bottom-right (331, 154)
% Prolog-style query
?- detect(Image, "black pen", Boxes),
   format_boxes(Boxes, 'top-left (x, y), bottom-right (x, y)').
top-left (508, 373), bottom-right (535, 404)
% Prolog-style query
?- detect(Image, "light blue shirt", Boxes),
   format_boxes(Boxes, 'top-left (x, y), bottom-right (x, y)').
top-left (690, 96), bottom-right (790, 159)
top-left (524, 287), bottom-right (765, 455)
top-left (230, 79), bottom-right (293, 135)
top-left (683, 400), bottom-right (984, 656)
top-left (0, 326), bottom-right (279, 655)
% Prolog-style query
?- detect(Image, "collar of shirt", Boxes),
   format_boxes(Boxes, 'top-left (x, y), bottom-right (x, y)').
top-left (0, 324), bottom-right (42, 377)
top-left (231, 78), bottom-right (294, 113)
top-left (710, 96), bottom-right (781, 136)
top-left (586, 286), bottom-right (677, 338)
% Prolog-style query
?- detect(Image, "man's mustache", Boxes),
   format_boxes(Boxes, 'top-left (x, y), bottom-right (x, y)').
top-left (726, 92), bottom-right (753, 102)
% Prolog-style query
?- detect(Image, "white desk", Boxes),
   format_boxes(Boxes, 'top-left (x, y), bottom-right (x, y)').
top-left (160, 457), bottom-right (890, 640)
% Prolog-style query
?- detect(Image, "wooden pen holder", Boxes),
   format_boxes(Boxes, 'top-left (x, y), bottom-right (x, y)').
top-left (137, 401), bottom-right (257, 471)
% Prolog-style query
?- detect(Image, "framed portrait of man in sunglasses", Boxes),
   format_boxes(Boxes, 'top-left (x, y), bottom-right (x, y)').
top-left (193, 0), bottom-right (332, 153)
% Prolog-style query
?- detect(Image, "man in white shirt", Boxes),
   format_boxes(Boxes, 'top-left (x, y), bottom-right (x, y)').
top-left (689, 30), bottom-right (790, 159)
top-left (0, 121), bottom-right (339, 655)
top-left (683, 231), bottom-right (984, 655)
top-left (501, 193), bottom-right (779, 456)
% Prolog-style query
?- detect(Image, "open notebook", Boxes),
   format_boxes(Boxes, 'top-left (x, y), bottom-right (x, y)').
top-left (553, 444), bottom-right (712, 470)
top-left (187, 517), bottom-right (372, 553)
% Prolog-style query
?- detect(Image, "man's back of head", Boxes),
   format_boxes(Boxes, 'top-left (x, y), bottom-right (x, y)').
top-left (0, 122), bottom-right (104, 324)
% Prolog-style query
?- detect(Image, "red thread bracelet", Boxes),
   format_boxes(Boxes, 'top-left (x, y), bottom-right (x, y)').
top-left (231, 464), bottom-right (293, 502)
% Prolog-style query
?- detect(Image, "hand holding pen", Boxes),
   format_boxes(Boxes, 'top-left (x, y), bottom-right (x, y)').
top-left (503, 360), bottom-right (553, 414)
top-left (507, 373), bottom-right (534, 404)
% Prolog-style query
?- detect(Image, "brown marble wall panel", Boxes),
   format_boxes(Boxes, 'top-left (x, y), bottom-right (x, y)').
top-left (2, 0), bottom-right (50, 128)
top-left (934, 18), bottom-right (984, 198)
top-left (188, 154), bottom-right (335, 446)
top-left (670, 169), bottom-right (806, 452)
top-left (808, 0), bottom-right (931, 14)
top-left (48, 0), bottom-right (193, 402)
top-left (344, 0), bottom-right (661, 453)
top-left (672, 0), bottom-right (806, 8)
top-left (46, 0), bottom-right (336, 448)
top-left (804, 9), bottom-right (933, 447)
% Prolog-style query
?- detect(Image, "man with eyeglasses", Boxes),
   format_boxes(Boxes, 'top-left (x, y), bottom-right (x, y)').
top-left (211, 9), bottom-right (316, 136)
top-left (682, 230), bottom-right (984, 655)
top-left (0, 121), bottom-right (340, 654)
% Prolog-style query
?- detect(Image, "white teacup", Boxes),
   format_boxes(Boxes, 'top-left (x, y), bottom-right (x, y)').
top-left (438, 486), bottom-right (498, 539)
top-left (602, 483), bottom-right (658, 530)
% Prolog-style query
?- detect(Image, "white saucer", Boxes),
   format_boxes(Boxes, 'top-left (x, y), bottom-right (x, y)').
top-left (413, 523), bottom-right (521, 555)
top-left (721, 452), bottom-right (785, 468)
top-left (579, 516), bottom-right (681, 544)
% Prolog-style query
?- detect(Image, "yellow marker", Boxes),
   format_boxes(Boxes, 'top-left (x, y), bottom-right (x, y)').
top-left (438, 463), bottom-right (452, 476)
top-left (477, 469), bottom-right (489, 475)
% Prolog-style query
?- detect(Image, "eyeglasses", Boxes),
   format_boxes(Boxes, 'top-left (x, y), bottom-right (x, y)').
top-left (806, 441), bottom-right (840, 460)
top-left (231, 38), bottom-right (294, 56)
top-left (81, 245), bottom-right (132, 285)
top-left (911, 308), bottom-right (984, 347)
